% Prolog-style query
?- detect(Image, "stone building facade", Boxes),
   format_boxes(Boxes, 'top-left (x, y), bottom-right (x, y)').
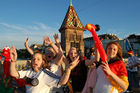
top-left (59, 3), bottom-right (85, 56)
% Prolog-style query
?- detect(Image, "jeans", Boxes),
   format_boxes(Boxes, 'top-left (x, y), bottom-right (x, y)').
top-left (127, 70), bottom-right (139, 91)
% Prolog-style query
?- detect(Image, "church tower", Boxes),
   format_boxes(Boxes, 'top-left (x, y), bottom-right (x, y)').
top-left (59, 1), bottom-right (85, 56)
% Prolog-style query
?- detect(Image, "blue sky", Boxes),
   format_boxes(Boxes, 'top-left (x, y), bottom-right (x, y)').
top-left (0, 0), bottom-right (140, 49)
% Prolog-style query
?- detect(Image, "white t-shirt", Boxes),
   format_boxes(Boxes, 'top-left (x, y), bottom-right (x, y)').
top-left (49, 61), bottom-right (64, 93)
top-left (18, 68), bottom-right (60, 93)
top-left (50, 63), bottom-right (62, 76)
top-left (128, 55), bottom-right (140, 72)
top-left (93, 66), bottom-right (119, 93)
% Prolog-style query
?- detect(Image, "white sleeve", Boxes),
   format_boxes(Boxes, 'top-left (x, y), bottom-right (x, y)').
top-left (18, 70), bottom-right (29, 78)
top-left (50, 63), bottom-right (59, 74)
top-left (43, 69), bottom-right (61, 88)
top-left (135, 56), bottom-right (140, 63)
top-left (128, 57), bottom-right (131, 66)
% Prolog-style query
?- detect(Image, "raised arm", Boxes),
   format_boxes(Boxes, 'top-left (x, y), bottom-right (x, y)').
top-left (54, 48), bottom-right (64, 66)
top-left (53, 33), bottom-right (69, 66)
top-left (10, 46), bottom-right (19, 78)
top-left (53, 33), bottom-right (63, 52)
top-left (85, 47), bottom-right (100, 67)
top-left (43, 36), bottom-right (59, 53)
top-left (58, 56), bottom-right (79, 85)
top-left (24, 37), bottom-right (34, 55)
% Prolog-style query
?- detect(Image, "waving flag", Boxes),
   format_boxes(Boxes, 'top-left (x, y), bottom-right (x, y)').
top-left (124, 39), bottom-right (134, 56)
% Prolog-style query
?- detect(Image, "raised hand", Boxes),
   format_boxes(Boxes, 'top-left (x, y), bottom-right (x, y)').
top-left (25, 37), bottom-right (29, 47)
top-left (43, 36), bottom-right (52, 45)
top-left (56, 48), bottom-right (64, 64)
top-left (24, 37), bottom-right (34, 55)
top-left (53, 33), bottom-right (59, 43)
top-left (10, 46), bottom-right (17, 62)
top-left (68, 56), bottom-right (80, 70)
top-left (101, 62), bottom-right (112, 76)
top-left (53, 33), bottom-right (63, 53)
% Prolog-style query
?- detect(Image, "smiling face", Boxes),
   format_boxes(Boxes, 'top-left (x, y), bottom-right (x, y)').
top-left (45, 50), bottom-right (55, 62)
top-left (32, 53), bottom-right (45, 72)
top-left (106, 44), bottom-right (118, 60)
top-left (69, 48), bottom-right (78, 61)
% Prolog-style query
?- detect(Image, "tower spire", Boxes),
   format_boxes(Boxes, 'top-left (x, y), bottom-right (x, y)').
top-left (70, 0), bottom-right (72, 6)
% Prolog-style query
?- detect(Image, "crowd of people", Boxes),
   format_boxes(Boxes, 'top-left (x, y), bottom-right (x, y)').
top-left (0, 33), bottom-right (140, 93)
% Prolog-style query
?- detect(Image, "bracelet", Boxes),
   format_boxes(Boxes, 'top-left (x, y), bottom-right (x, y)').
top-left (88, 66), bottom-right (91, 68)
top-left (11, 59), bottom-right (16, 62)
top-left (11, 61), bottom-right (16, 63)
top-left (65, 72), bottom-right (70, 76)
top-left (50, 42), bottom-right (53, 45)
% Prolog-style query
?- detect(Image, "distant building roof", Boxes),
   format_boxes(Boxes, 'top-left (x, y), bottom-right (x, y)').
top-left (84, 34), bottom-right (119, 40)
top-left (99, 34), bottom-right (119, 40)
top-left (127, 34), bottom-right (140, 39)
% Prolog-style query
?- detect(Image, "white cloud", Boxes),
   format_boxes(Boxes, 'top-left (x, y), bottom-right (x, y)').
top-left (27, 25), bottom-right (40, 31)
top-left (0, 23), bottom-right (25, 31)
top-left (0, 22), bottom-right (59, 49)
top-left (83, 33), bottom-right (92, 38)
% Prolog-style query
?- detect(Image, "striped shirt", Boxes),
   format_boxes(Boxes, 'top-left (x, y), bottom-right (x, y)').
top-left (128, 56), bottom-right (139, 72)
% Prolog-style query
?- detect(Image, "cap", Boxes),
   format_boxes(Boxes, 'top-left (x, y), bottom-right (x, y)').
top-left (127, 51), bottom-right (133, 56)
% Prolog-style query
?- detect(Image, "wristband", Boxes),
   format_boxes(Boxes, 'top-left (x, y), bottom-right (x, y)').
top-left (65, 72), bottom-right (70, 76)
top-left (50, 42), bottom-right (53, 45)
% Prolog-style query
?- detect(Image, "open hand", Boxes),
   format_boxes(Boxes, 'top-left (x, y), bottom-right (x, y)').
top-left (43, 36), bottom-right (52, 45)
top-left (25, 37), bottom-right (29, 47)
top-left (10, 46), bottom-right (17, 62)
top-left (68, 56), bottom-right (80, 70)
top-left (101, 62), bottom-right (112, 76)
top-left (53, 33), bottom-right (59, 43)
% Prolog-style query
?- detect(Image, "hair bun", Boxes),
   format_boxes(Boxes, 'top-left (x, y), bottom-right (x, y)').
top-left (95, 24), bottom-right (100, 32)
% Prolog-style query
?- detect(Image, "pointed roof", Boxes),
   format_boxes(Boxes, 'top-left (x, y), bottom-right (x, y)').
top-left (59, 4), bottom-right (85, 32)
